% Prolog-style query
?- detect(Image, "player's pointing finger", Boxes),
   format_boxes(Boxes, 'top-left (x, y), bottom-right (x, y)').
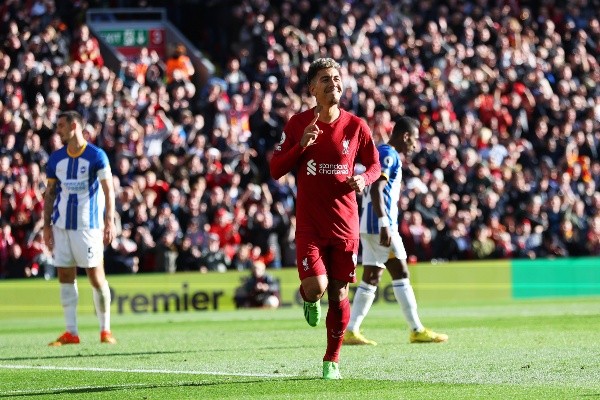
top-left (309, 112), bottom-right (320, 126)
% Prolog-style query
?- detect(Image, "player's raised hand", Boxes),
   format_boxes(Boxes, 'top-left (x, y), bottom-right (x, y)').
top-left (300, 112), bottom-right (321, 148)
top-left (346, 174), bottom-right (366, 193)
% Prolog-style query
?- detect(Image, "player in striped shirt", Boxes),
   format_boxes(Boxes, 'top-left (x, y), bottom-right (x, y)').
top-left (43, 111), bottom-right (117, 346)
top-left (346, 116), bottom-right (448, 345)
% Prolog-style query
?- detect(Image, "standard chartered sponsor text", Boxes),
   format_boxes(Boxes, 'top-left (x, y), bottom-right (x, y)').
top-left (319, 163), bottom-right (348, 175)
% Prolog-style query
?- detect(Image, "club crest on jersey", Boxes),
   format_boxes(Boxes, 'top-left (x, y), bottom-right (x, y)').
top-left (302, 257), bottom-right (309, 271)
top-left (342, 139), bottom-right (350, 154)
top-left (80, 166), bottom-right (87, 174)
top-left (352, 253), bottom-right (358, 266)
top-left (275, 131), bottom-right (286, 151)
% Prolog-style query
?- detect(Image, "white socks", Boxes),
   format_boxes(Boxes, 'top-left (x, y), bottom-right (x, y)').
top-left (92, 280), bottom-right (112, 332)
top-left (347, 282), bottom-right (377, 333)
top-left (60, 281), bottom-right (79, 335)
top-left (349, 279), bottom-right (424, 333)
top-left (392, 278), bottom-right (424, 332)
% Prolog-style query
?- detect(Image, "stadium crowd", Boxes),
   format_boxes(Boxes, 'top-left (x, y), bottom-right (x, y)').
top-left (0, 0), bottom-right (599, 279)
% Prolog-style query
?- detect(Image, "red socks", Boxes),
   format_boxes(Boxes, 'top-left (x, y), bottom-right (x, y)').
top-left (300, 285), bottom-right (350, 363)
top-left (323, 297), bottom-right (350, 363)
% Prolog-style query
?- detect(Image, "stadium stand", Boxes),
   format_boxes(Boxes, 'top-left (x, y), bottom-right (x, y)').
top-left (0, 0), bottom-right (599, 278)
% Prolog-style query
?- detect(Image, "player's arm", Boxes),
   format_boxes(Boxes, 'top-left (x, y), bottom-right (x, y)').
top-left (348, 124), bottom-right (381, 192)
top-left (270, 115), bottom-right (318, 179)
top-left (370, 176), bottom-right (392, 246)
top-left (101, 177), bottom-right (116, 246)
top-left (270, 147), bottom-right (304, 179)
top-left (359, 140), bottom-right (381, 185)
top-left (43, 179), bottom-right (57, 251)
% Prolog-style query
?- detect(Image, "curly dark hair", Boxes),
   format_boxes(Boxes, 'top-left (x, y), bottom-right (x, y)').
top-left (306, 58), bottom-right (341, 86)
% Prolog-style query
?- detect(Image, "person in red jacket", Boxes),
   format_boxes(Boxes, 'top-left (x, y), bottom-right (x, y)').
top-left (269, 57), bottom-right (380, 379)
top-left (70, 24), bottom-right (104, 67)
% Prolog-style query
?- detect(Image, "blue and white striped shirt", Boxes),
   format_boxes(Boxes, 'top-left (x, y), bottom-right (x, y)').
top-left (360, 143), bottom-right (402, 234)
top-left (46, 143), bottom-right (112, 230)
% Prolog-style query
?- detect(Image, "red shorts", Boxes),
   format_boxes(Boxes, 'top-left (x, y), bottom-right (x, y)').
top-left (296, 235), bottom-right (359, 283)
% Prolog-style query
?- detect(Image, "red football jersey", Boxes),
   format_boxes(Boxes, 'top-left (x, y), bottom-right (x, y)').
top-left (270, 108), bottom-right (380, 239)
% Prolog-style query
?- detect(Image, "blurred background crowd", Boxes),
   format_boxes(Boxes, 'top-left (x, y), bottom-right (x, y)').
top-left (0, 0), bottom-right (599, 279)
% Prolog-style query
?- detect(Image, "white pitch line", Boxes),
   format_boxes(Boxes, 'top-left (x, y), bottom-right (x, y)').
top-left (0, 364), bottom-right (295, 378)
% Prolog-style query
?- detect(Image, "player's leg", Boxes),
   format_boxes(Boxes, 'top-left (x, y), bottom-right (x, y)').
top-left (300, 275), bottom-right (328, 326)
top-left (49, 227), bottom-right (80, 346)
top-left (344, 234), bottom-right (386, 345)
top-left (344, 265), bottom-right (382, 345)
top-left (86, 264), bottom-right (115, 344)
top-left (386, 257), bottom-right (423, 330)
top-left (75, 229), bottom-right (116, 344)
top-left (321, 238), bottom-right (357, 379)
top-left (387, 255), bottom-right (448, 343)
top-left (296, 235), bottom-right (328, 327)
top-left (323, 278), bottom-right (349, 379)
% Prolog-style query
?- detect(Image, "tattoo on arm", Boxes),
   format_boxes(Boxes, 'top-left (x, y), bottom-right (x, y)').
top-left (44, 181), bottom-right (57, 226)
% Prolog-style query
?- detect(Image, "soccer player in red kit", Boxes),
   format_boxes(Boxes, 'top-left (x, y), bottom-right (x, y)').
top-left (270, 58), bottom-right (381, 379)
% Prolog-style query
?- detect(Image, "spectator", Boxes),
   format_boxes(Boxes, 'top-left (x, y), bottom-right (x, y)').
top-left (175, 235), bottom-right (202, 271)
top-left (414, 227), bottom-right (435, 262)
top-left (198, 233), bottom-right (229, 273)
top-left (245, 206), bottom-right (279, 268)
top-left (165, 43), bottom-right (194, 84)
top-left (228, 83), bottom-right (262, 147)
top-left (514, 219), bottom-right (541, 259)
top-left (558, 218), bottom-right (587, 257)
top-left (471, 224), bottom-right (497, 260)
top-left (533, 231), bottom-right (569, 259)
top-left (5, 243), bottom-right (30, 278)
top-left (209, 207), bottom-right (241, 260)
top-left (224, 57), bottom-right (248, 97)
top-left (0, 220), bottom-right (15, 277)
top-left (70, 24), bottom-right (103, 67)
top-left (234, 260), bottom-right (280, 309)
top-left (230, 242), bottom-right (254, 271)
top-left (154, 213), bottom-right (182, 273)
top-left (23, 230), bottom-right (54, 279)
top-left (586, 215), bottom-right (600, 255)
top-left (105, 223), bottom-right (139, 274)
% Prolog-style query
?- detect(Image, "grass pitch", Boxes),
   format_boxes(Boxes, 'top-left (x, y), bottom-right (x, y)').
top-left (0, 297), bottom-right (598, 399)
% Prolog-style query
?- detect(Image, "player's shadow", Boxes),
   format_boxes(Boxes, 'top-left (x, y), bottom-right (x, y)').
top-left (0, 350), bottom-right (187, 362)
top-left (0, 377), bottom-right (316, 397)
top-left (0, 344), bottom-right (310, 362)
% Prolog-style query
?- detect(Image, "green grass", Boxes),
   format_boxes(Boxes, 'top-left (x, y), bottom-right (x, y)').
top-left (0, 297), bottom-right (599, 399)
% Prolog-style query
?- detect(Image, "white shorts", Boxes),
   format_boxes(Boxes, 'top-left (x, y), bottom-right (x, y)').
top-left (360, 231), bottom-right (407, 268)
top-left (52, 227), bottom-right (104, 268)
